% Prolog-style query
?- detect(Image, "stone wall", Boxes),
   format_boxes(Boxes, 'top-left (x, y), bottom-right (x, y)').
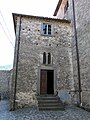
top-left (54, 0), bottom-right (90, 108)
top-left (11, 15), bottom-right (74, 109)
top-left (73, 0), bottom-right (90, 108)
top-left (63, 0), bottom-right (90, 108)
top-left (0, 70), bottom-right (12, 99)
top-left (67, 0), bottom-right (90, 107)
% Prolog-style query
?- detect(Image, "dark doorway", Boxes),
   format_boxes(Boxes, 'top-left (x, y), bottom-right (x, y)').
top-left (47, 70), bottom-right (54, 94)
top-left (40, 69), bottom-right (54, 95)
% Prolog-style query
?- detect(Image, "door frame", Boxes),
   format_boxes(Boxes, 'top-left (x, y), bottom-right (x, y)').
top-left (37, 65), bottom-right (57, 95)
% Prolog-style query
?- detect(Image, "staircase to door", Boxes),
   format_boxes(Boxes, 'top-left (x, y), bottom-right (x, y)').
top-left (37, 95), bottom-right (65, 111)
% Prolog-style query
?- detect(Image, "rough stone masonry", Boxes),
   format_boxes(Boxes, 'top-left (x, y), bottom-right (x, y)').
top-left (11, 14), bottom-right (74, 109)
top-left (54, 0), bottom-right (90, 109)
top-left (0, 70), bottom-right (12, 99)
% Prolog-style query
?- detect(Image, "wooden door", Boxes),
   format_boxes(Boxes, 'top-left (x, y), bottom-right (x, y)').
top-left (40, 70), bottom-right (47, 94)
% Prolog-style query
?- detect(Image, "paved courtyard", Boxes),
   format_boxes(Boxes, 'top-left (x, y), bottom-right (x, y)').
top-left (0, 100), bottom-right (90, 120)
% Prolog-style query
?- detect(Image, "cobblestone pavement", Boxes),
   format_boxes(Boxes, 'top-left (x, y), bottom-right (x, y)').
top-left (0, 100), bottom-right (90, 120)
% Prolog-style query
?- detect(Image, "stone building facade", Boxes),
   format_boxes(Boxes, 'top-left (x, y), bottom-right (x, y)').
top-left (54, 0), bottom-right (90, 108)
top-left (11, 14), bottom-right (74, 109)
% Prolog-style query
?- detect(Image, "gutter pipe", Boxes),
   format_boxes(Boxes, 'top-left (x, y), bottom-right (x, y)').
top-left (13, 15), bottom-right (22, 110)
top-left (72, 0), bottom-right (82, 105)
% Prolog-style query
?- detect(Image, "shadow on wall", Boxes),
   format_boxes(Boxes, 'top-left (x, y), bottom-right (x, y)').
top-left (0, 92), bottom-right (9, 100)
top-left (0, 93), bottom-right (1, 100)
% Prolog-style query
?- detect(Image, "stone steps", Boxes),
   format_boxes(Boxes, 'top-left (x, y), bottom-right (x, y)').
top-left (39, 106), bottom-right (64, 111)
top-left (37, 95), bottom-right (65, 111)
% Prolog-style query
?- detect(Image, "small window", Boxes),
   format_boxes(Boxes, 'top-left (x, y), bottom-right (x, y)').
top-left (48, 25), bottom-right (51, 35)
top-left (43, 52), bottom-right (52, 65)
top-left (42, 23), bottom-right (52, 35)
top-left (43, 24), bottom-right (47, 34)
top-left (43, 52), bottom-right (46, 64)
top-left (48, 53), bottom-right (51, 64)
top-left (64, 1), bottom-right (69, 14)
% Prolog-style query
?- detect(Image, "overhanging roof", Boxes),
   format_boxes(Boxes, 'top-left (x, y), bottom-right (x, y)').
top-left (12, 13), bottom-right (71, 32)
top-left (13, 13), bottom-right (70, 23)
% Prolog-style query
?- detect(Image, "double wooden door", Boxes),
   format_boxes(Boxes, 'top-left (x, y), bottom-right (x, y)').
top-left (40, 69), bottom-right (54, 95)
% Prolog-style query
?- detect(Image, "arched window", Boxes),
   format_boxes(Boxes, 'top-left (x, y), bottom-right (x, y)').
top-left (48, 53), bottom-right (51, 64)
top-left (43, 52), bottom-right (46, 64)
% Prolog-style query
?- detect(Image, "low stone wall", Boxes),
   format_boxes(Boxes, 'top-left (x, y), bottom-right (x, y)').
top-left (0, 70), bottom-right (12, 99)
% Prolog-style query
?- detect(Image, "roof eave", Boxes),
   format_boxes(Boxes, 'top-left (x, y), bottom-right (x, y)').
top-left (12, 13), bottom-right (71, 24)
top-left (12, 13), bottom-right (16, 33)
top-left (53, 0), bottom-right (62, 16)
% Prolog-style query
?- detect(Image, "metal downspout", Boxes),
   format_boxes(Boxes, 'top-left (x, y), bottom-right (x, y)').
top-left (72, 0), bottom-right (82, 105)
top-left (13, 15), bottom-right (22, 110)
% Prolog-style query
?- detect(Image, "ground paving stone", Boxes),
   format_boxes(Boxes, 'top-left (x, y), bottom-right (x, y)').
top-left (0, 100), bottom-right (90, 120)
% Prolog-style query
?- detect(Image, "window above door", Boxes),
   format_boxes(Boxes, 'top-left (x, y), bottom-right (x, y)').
top-left (41, 23), bottom-right (54, 36)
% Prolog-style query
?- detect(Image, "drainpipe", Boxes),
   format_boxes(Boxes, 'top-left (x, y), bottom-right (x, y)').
top-left (72, 0), bottom-right (82, 105)
top-left (13, 15), bottom-right (22, 110)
